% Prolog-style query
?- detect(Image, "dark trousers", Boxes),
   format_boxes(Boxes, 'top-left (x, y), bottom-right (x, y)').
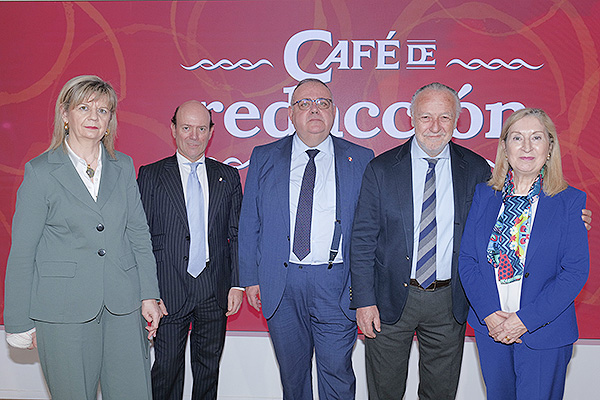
top-left (151, 272), bottom-right (227, 400)
top-left (365, 285), bottom-right (466, 400)
top-left (474, 328), bottom-right (572, 400)
top-left (267, 262), bottom-right (357, 400)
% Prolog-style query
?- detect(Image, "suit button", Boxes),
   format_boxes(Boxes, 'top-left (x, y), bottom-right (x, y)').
top-left (183, 256), bottom-right (189, 261)
top-left (404, 282), bottom-right (408, 287)
top-left (98, 249), bottom-right (106, 256)
top-left (524, 272), bottom-right (530, 278)
top-left (405, 255), bottom-right (409, 260)
top-left (284, 262), bottom-right (288, 267)
top-left (185, 235), bottom-right (190, 241)
top-left (287, 236), bottom-right (290, 241)
top-left (96, 223), bottom-right (104, 232)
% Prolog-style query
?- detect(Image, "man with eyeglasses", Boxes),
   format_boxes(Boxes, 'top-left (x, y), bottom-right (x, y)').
top-left (349, 82), bottom-right (592, 399)
top-left (239, 78), bottom-right (374, 399)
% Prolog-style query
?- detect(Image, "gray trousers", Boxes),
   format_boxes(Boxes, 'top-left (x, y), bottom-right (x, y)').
top-left (365, 285), bottom-right (466, 400)
top-left (36, 306), bottom-right (152, 400)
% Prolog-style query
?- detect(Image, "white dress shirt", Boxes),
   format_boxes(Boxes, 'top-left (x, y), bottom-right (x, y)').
top-left (176, 151), bottom-right (210, 263)
top-left (410, 139), bottom-right (454, 280)
top-left (66, 140), bottom-right (102, 201)
top-left (289, 134), bottom-right (342, 265)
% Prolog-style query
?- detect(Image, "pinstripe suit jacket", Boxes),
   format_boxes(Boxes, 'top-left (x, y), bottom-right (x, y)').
top-left (137, 155), bottom-right (242, 315)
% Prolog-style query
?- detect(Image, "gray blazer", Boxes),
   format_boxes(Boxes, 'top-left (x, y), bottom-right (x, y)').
top-left (4, 145), bottom-right (160, 333)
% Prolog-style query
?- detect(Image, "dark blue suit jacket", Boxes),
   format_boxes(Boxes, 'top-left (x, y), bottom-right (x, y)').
top-left (238, 134), bottom-right (374, 320)
top-left (350, 138), bottom-right (491, 325)
top-left (459, 183), bottom-right (589, 349)
top-left (137, 155), bottom-right (242, 315)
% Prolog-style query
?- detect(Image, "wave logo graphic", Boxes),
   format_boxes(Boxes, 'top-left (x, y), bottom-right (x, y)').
top-left (222, 157), bottom-right (250, 170)
top-left (446, 58), bottom-right (543, 70)
top-left (181, 58), bottom-right (273, 71)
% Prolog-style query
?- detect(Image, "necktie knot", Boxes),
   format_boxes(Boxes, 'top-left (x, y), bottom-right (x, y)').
top-left (425, 158), bottom-right (438, 171)
top-left (189, 162), bottom-right (201, 175)
top-left (306, 149), bottom-right (319, 160)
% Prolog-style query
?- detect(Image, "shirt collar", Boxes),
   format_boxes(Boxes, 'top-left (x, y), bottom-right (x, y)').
top-left (65, 139), bottom-right (103, 167)
top-left (411, 137), bottom-right (450, 160)
top-left (176, 151), bottom-right (205, 169)
top-left (292, 133), bottom-right (333, 161)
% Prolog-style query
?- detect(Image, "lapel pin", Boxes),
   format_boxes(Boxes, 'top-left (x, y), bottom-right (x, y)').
top-left (219, 177), bottom-right (224, 182)
top-left (348, 156), bottom-right (353, 162)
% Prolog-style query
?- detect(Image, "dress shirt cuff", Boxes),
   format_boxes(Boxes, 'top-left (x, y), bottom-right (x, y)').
top-left (231, 287), bottom-right (245, 292)
top-left (6, 327), bottom-right (35, 349)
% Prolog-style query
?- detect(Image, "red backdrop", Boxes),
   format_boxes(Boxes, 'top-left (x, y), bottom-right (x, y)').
top-left (1, 0), bottom-right (599, 337)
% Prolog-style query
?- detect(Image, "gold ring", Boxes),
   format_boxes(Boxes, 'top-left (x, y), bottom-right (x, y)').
top-left (505, 336), bottom-right (510, 340)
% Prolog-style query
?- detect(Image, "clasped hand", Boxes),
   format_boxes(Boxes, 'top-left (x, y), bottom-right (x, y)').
top-left (484, 311), bottom-right (527, 345)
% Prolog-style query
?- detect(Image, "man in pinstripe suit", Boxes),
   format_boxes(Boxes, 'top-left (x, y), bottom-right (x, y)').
top-left (137, 100), bottom-right (243, 400)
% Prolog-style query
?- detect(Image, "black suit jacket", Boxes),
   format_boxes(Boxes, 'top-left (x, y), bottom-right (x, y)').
top-left (137, 155), bottom-right (242, 315)
top-left (350, 138), bottom-right (491, 324)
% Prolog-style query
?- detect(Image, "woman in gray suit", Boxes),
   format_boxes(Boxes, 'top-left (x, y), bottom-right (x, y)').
top-left (4, 75), bottom-right (165, 399)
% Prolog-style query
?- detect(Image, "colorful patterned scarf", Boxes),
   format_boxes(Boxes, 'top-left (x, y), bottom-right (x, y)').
top-left (487, 169), bottom-right (542, 284)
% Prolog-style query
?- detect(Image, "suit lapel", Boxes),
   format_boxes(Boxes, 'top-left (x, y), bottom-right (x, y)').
top-left (525, 193), bottom-right (556, 265)
top-left (448, 142), bottom-right (474, 252)
top-left (206, 158), bottom-right (223, 231)
top-left (159, 155), bottom-right (189, 230)
top-left (480, 190), bottom-right (503, 260)
top-left (273, 136), bottom-right (293, 227)
top-left (48, 148), bottom-right (101, 215)
top-left (450, 142), bottom-right (469, 232)
top-left (332, 137), bottom-right (351, 228)
top-left (392, 140), bottom-right (414, 256)
top-left (96, 148), bottom-right (120, 210)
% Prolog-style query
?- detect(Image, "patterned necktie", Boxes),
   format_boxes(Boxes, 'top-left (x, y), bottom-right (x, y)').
top-left (293, 149), bottom-right (320, 261)
top-left (416, 158), bottom-right (438, 288)
top-left (186, 162), bottom-right (206, 278)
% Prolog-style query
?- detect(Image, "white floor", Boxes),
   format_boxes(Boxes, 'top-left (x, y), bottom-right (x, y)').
top-left (1, 328), bottom-right (599, 399)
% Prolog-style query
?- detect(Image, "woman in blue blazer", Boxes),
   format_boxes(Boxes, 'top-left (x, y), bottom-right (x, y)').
top-left (3, 75), bottom-right (165, 399)
top-left (459, 108), bottom-right (589, 400)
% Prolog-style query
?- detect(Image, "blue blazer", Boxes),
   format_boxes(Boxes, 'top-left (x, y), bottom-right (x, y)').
top-left (137, 155), bottom-right (242, 315)
top-left (4, 146), bottom-right (160, 333)
top-left (350, 138), bottom-right (491, 325)
top-left (238, 134), bottom-right (374, 320)
top-left (459, 183), bottom-right (589, 349)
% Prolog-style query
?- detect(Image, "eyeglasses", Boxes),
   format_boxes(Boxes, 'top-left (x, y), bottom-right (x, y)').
top-left (292, 98), bottom-right (333, 110)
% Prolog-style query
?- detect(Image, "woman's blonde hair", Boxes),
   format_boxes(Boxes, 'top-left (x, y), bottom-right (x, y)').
top-left (489, 108), bottom-right (567, 196)
top-left (48, 75), bottom-right (118, 159)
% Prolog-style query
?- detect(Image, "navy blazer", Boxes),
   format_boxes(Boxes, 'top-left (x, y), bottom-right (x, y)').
top-left (350, 138), bottom-right (491, 325)
top-left (238, 134), bottom-right (374, 320)
top-left (137, 155), bottom-right (242, 315)
top-left (459, 183), bottom-right (589, 349)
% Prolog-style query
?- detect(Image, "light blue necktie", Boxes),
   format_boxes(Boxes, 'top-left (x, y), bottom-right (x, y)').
top-left (186, 162), bottom-right (206, 278)
top-left (416, 158), bottom-right (438, 288)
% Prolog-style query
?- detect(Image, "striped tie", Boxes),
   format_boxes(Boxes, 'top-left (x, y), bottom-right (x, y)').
top-left (416, 158), bottom-right (438, 288)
